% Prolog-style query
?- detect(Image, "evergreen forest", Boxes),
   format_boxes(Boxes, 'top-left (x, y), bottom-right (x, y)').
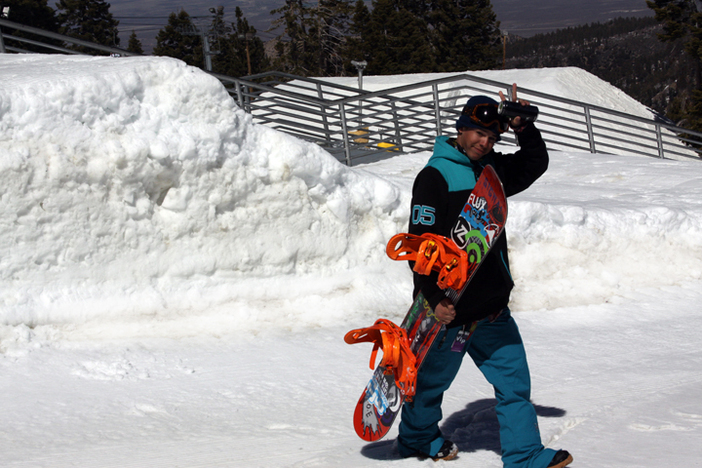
top-left (505, 15), bottom-right (700, 130)
top-left (1, 0), bottom-right (701, 131)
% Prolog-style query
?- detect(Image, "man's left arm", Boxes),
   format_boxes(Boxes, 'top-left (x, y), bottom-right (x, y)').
top-left (493, 122), bottom-right (549, 197)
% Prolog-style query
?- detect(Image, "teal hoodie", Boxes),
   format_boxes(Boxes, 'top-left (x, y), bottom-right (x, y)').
top-left (424, 136), bottom-right (493, 192)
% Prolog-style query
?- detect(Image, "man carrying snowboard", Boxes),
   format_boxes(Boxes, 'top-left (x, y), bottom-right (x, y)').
top-left (399, 85), bottom-right (573, 468)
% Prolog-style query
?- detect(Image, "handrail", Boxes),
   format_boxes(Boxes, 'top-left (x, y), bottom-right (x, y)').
top-left (223, 71), bottom-right (702, 165)
top-left (0, 18), bottom-right (137, 56)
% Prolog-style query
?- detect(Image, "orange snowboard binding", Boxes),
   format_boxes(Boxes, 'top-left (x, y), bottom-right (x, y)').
top-left (344, 319), bottom-right (418, 400)
top-left (386, 233), bottom-right (469, 290)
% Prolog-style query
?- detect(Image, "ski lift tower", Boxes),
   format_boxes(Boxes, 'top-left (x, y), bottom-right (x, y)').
top-left (177, 8), bottom-right (222, 71)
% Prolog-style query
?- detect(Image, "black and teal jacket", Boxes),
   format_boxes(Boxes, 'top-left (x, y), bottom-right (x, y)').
top-left (409, 123), bottom-right (548, 327)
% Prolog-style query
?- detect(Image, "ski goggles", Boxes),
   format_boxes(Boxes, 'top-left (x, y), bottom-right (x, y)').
top-left (461, 103), bottom-right (510, 134)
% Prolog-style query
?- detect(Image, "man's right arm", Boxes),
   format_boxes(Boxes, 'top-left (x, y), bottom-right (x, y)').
top-left (408, 168), bottom-right (450, 310)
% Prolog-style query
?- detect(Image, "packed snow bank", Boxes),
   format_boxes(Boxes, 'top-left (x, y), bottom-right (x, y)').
top-left (0, 55), bottom-right (407, 332)
top-left (1, 55), bottom-right (701, 342)
top-left (364, 152), bottom-right (702, 313)
top-left (505, 154), bottom-right (702, 310)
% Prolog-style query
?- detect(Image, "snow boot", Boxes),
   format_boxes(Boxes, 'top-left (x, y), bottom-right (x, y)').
top-left (430, 440), bottom-right (459, 461)
top-left (547, 450), bottom-right (573, 468)
top-left (403, 439), bottom-right (459, 462)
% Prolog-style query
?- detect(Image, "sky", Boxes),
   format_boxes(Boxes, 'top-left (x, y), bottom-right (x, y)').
top-left (95, 0), bottom-right (654, 52)
top-left (1, 54), bottom-right (701, 467)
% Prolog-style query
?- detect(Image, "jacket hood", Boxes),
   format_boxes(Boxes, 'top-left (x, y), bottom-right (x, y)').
top-left (429, 136), bottom-right (474, 165)
top-left (425, 136), bottom-right (483, 192)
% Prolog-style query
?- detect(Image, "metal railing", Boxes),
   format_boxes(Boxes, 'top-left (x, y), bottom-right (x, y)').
top-left (0, 18), bottom-right (137, 56)
top-left (220, 71), bottom-right (702, 165)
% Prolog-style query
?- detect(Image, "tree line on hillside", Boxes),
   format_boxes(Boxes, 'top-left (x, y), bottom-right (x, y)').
top-left (505, 17), bottom-right (694, 122)
top-left (271, 0), bottom-right (502, 76)
top-left (150, 6), bottom-right (268, 77)
top-left (506, 6), bottom-right (702, 134)
top-left (646, 0), bottom-right (702, 132)
top-left (0, 0), bottom-right (502, 77)
top-left (507, 16), bottom-right (660, 56)
top-left (2, 0), bottom-right (702, 133)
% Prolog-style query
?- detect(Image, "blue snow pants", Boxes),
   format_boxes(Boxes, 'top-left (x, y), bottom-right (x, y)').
top-left (397, 309), bottom-right (557, 468)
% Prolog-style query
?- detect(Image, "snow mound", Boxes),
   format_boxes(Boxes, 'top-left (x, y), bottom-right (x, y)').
top-left (0, 55), bottom-right (406, 330)
top-left (1, 55), bottom-right (700, 340)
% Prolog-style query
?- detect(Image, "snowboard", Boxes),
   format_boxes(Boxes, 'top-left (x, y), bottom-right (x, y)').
top-left (351, 165), bottom-right (507, 442)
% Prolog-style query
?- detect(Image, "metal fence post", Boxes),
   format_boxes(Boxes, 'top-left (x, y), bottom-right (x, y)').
top-left (0, 27), bottom-right (6, 53)
top-left (390, 101), bottom-right (404, 152)
top-left (655, 124), bottom-right (665, 159)
top-left (235, 81), bottom-right (244, 109)
top-left (339, 102), bottom-right (352, 166)
top-left (433, 84), bottom-right (442, 136)
top-left (316, 83), bottom-right (333, 146)
top-left (584, 105), bottom-right (597, 153)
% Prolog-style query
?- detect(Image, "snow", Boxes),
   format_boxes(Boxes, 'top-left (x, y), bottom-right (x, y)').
top-left (1, 54), bottom-right (701, 467)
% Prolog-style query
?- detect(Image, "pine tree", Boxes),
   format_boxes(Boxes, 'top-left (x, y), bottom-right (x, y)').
top-left (425, 0), bottom-right (502, 72)
top-left (270, 0), bottom-right (353, 76)
top-left (235, 7), bottom-right (270, 75)
top-left (127, 30), bottom-right (143, 54)
top-left (1, 0), bottom-right (58, 30)
top-left (647, 0), bottom-right (702, 130)
top-left (153, 10), bottom-right (202, 68)
top-left (359, 0), bottom-right (435, 74)
top-left (213, 6), bottom-right (270, 77)
top-left (314, 0), bottom-right (354, 76)
top-left (206, 6), bottom-right (232, 73)
top-left (240, 16), bottom-right (270, 76)
top-left (210, 6), bottom-right (241, 76)
top-left (344, 0), bottom-right (372, 68)
top-left (56, 0), bottom-right (119, 52)
top-left (271, 0), bottom-right (316, 75)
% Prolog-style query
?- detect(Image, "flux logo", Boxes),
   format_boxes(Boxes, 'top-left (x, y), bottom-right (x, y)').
top-left (453, 192), bottom-right (498, 265)
top-left (466, 193), bottom-right (487, 212)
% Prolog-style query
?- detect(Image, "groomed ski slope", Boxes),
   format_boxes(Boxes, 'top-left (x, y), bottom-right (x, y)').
top-left (1, 55), bottom-right (701, 467)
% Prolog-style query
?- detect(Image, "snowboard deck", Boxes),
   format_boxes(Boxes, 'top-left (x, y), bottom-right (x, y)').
top-left (352, 165), bottom-right (507, 442)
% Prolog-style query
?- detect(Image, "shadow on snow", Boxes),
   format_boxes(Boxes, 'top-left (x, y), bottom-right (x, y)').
top-left (360, 398), bottom-right (566, 460)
